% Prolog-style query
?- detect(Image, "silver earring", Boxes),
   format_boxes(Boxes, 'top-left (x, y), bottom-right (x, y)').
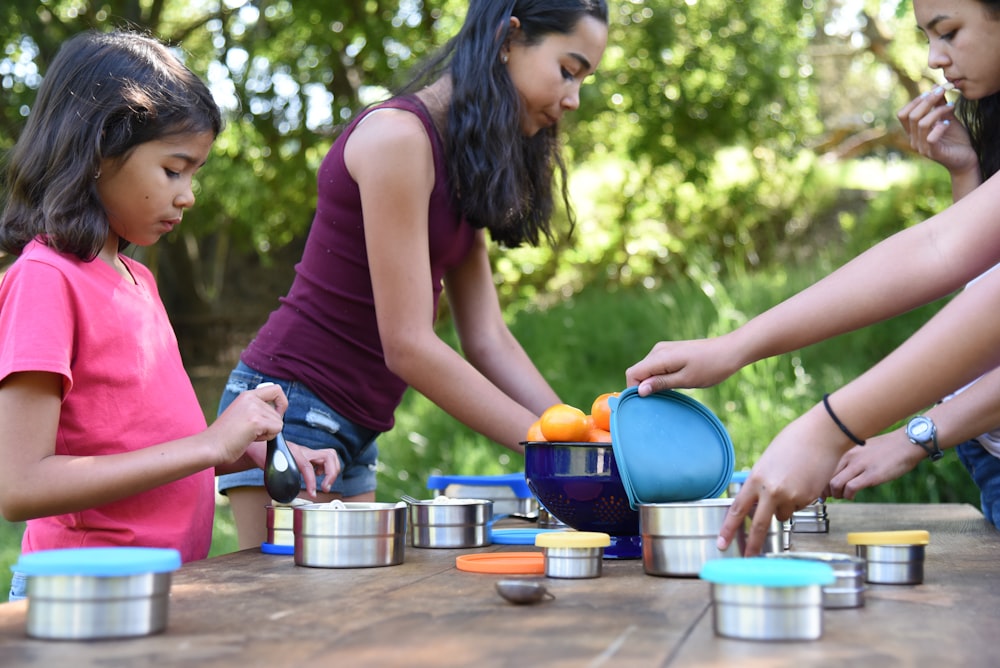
top-left (501, 54), bottom-right (508, 64)
top-left (94, 169), bottom-right (101, 180)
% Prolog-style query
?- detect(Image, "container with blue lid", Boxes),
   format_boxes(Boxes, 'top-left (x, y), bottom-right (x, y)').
top-left (426, 473), bottom-right (535, 517)
top-left (609, 388), bottom-right (735, 509)
top-left (14, 547), bottom-right (181, 640)
top-left (700, 557), bottom-right (835, 641)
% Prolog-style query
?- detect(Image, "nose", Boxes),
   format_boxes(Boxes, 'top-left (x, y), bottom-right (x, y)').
top-left (175, 179), bottom-right (196, 209)
top-left (562, 84), bottom-right (581, 112)
top-left (927, 40), bottom-right (950, 70)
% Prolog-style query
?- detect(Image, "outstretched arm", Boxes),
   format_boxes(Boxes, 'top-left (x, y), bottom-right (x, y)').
top-left (627, 171), bottom-right (1000, 396)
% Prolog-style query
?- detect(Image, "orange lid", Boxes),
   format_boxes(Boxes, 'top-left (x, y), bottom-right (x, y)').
top-left (455, 552), bottom-right (545, 574)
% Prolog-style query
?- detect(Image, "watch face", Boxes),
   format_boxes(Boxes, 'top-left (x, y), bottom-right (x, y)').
top-left (908, 417), bottom-right (933, 441)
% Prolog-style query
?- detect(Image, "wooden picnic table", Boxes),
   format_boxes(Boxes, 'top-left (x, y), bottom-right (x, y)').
top-left (1, 502), bottom-right (997, 667)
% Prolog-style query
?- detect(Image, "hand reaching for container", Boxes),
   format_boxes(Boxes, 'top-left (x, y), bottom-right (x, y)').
top-left (828, 432), bottom-right (924, 501)
top-left (897, 86), bottom-right (978, 178)
top-left (625, 334), bottom-right (746, 396)
top-left (716, 404), bottom-right (851, 555)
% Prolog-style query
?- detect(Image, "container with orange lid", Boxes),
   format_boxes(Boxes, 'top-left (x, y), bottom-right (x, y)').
top-left (535, 531), bottom-right (611, 579)
top-left (847, 530), bottom-right (929, 585)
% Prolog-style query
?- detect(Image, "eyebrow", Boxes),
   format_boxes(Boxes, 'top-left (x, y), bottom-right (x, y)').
top-left (922, 14), bottom-right (949, 32)
top-left (170, 153), bottom-right (208, 168)
top-left (566, 52), bottom-right (596, 75)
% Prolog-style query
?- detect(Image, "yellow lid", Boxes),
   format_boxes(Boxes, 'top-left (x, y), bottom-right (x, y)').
top-left (535, 531), bottom-right (611, 549)
top-left (847, 530), bottom-right (929, 546)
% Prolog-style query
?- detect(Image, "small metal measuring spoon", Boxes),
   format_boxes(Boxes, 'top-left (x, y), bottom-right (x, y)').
top-left (256, 382), bottom-right (302, 504)
top-left (495, 579), bottom-right (554, 605)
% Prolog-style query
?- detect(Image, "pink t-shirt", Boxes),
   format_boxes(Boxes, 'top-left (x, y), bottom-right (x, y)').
top-left (0, 240), bottom-right (213, 562)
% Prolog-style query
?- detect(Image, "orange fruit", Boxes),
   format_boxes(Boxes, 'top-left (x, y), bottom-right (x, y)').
top-left (587, 427), bottom-right (612, 443)
top-left (539, 403), bottom-right (590, 442)
top-left (525, 419), bottom-right (545, 442)
top-left (590, 392), bottom-right (618, 432)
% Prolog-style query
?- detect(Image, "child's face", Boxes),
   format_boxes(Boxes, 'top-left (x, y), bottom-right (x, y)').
top-left (915, 0), bottom-right (1000, 100)
top-left (96, 131), bottom-right (215, 247)
top-left (504, 16), bottom-right (608, 137)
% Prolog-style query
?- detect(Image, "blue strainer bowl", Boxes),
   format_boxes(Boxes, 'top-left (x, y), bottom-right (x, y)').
top-left (609, 387), bottom-right (734, 509)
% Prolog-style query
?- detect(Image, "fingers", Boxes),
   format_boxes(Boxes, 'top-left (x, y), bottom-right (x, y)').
top-left (253, 383), bottom-right (289, 415)
top-left (284, 438), bottom-right (340, 497)
top-left (716, 489), bottom-right (754, 551)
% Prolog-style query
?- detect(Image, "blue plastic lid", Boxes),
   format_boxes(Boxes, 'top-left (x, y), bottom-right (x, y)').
top-left (729, 470), bottom-right (750, 484)
top-left (426, 472), bottom-right (532, 499)
top-left (14, 547), bottom-right (181, 577)
top-left (610, 388), bottom-right (734, 509)
top-left (490, 528), bottom-right (566, 545)
top-left (261, 542), bottom-right (295, 555)
top-left (700, 557), bottom-right (835, 587)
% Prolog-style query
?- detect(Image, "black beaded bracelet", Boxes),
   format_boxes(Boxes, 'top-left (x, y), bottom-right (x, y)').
top-left (822, 393), bottom-right (866, 446)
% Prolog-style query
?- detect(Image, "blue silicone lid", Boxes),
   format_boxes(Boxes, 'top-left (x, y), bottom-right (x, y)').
top-left (426, 472), bottom-right (532, 499)
top-left (14, 547), bottom-right (181, 577)
top-left (700, 557), bottom-right (836, 587)
top-left (729, 470), bottom-right (750, 484)
top-left (610, 388), bottom-right (734, 509)
top-left (261, 542), bottom-right (295, 555)
top-left (490, 528), bottom-right (566, 545)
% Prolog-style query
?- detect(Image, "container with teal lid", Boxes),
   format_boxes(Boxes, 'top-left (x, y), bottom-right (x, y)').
top-left (14, 546), bottom-right (181, 640)
top-left (700, 557), bottom-right (835, 641)
top-left (609, 388), bottom-right (735, 509)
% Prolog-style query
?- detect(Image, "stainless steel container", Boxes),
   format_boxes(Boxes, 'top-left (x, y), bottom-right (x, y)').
top-left (408, 498), bottom-right (493, 548)
top-left (266, 504), bottom-right (295, 546)
top-left (294, 502), bottom-right (407, 568)
top-left (537, 507), bottom-right (569, 529)
top-left (847, 530), bottom-right (929, 585)
top-left (426, 474), bottom-right (537, 517)
top-left (765, 551), bottom-right (866, 608)
top-left (791, 500), bottom-right (829, 533)
top-left (15, 547), bottom-right (180, 640)
top-left (701, 557), bottom-right (834, 641)
top-left (535, 531), bottom-right (610, 579)
top-left (640, 498), bottom-right (783, 577)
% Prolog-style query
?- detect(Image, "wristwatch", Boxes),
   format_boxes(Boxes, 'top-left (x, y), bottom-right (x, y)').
top-left (906, 415), bottom-right (944, 462)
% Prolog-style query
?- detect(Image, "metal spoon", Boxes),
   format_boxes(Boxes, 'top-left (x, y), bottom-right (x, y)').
top-left (495, 579), bottom-right (554, 605)
top-left (257, 382), bottom-right (302, 504)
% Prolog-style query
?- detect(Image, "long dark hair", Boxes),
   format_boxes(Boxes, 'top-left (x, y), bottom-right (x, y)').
top-left (396, 0), bottom-right (608, 248)
top-left (0, 30), bottom-right (222, 260)
top-left (955, 0), bottom-right (1000, 180)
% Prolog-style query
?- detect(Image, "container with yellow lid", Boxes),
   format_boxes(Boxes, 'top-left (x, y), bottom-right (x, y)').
top-left (847, 530), bottom-right (929, 585)
top-left (535, 531), bottom-right (611, 579)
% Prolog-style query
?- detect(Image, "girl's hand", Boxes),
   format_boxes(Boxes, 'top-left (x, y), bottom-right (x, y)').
top-left (717, 406), bottom-right (850, 555)
top-left (828, 432), bottom-right (924, 500)
top-left (206, 383), bottom-right (289, 463)
top-left (897, 87), bottom-right (977, 176)
top-left (625, 336), bottom-right (742, 396)
top-left (284, 439), bottom-right (340, 497)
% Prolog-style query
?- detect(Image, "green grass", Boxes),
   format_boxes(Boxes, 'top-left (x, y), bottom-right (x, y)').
top-left (0, 210), bottom-right (981, 599)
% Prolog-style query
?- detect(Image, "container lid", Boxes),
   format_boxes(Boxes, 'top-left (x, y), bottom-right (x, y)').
top-left (847, 529), bottom-right (929, 546)
top-left (14, 547), bottom-right (181, 577)
top-left (729, 470), bottom-right (750, 484)
top-left (610, 387), bottom-right (734, 508)
top-left (700, 557), bottom-right (835, 587)
top-left (455, 552), bottom-right (545, 574)
top-left (535, 531), bottom-right (611, 549)
top-left (490, 528), bottom-right (566, 545)
top-left (261, 542), bottom-right (295, 555)
top-left (427, 473), bottom-right (532, 499)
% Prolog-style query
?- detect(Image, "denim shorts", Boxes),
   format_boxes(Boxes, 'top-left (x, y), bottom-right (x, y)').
top-left (956, 439), bottom-right (1000, 530)
top-left (8, 571), bottom-right (26, 602)
top-left (216, 362), bottom-right (379, 497)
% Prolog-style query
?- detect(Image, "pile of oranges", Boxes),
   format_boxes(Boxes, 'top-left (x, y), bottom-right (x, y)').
top-left (526, 392), bottom-right (619, 443)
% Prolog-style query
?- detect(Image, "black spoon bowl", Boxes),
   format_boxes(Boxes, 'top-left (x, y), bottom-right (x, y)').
top-left (256, 382), bottom-right (302, 503)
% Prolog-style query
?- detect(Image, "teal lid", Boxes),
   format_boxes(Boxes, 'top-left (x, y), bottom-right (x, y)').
top-left (14, 547), bottom-right (181, 577)
top-left (610, 388), bottom-right (735, 509)
top-left (700, 557), bottom-right (836, 587)
top-left (490, 528), bottom-right (567, 545)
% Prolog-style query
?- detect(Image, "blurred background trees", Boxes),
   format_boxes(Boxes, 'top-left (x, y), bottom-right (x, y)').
top-left (0, 1), bottom-right (972, 511)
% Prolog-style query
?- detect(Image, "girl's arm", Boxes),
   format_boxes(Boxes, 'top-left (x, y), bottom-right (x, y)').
top-left (627, 170), bottom-right (1000, 395)
top-left (345, 110), bottom-right (556, 453)
top-left (830, 364), bottom-right (1000, 500)
top-left (720, 263), bottom-right (1000, 554)
top-left (0, 371), bottom-right (286, 522)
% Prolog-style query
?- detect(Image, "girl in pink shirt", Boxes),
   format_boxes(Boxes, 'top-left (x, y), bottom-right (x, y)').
top-left (0, 30), bottom-right (337, 601)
